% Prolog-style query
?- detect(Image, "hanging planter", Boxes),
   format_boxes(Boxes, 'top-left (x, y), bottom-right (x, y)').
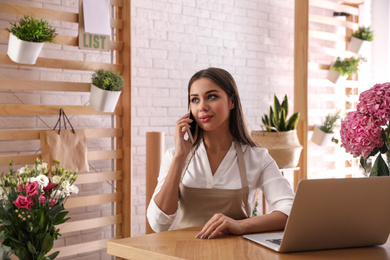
top-left (7, 33), bottom-right (44, 64)
top-left (348, 26), bottom-right (374, 54)
top-left (311, 126), bottom-right (334, 146)
top-left (327, 67), bottom-right (347, 84)
top-left (347, 36), bottom-right (365, 54)
top-left (6, 15), bottom-right (57, 65)
top-left (327, 56), bottom-right (366, 84)
top-left (89, 69), bottom-right (124, 113)
top-left (311, 111), bottom-right (340, 146)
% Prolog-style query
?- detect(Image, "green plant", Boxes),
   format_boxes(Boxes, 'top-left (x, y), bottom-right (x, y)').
top-left (91, 69), bottom-right (124, 91)
top-left (319, 110), bottom-right (340, 133)
top-left (261, 94), bottom-right (300, 132)
top-left (7, 15), bottom-right (57, 43)
top-left (352, 26), bottom-right (374, 41)
top-left (331, 56), bottom-right (367, 78)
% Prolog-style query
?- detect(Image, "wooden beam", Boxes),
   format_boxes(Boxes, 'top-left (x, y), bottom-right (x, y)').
top-left (58, 215), bottom-right (122, 233)
top-left (294, 0), bottom-right (309, 190)
top-left (0, 104), bottom-right (122, 116)
top-left (310, 0), bottom-right (360, 16)
top-left (0, 78), bottom-right (90, 92)
top-left (0, 54), bottom-right (123, 73)
top-left (0, 128), bottom-right (122, 141)
top-left (309, 14), bottom-right (359, 31)
top-left (65, 192), bottom-right (122, 208)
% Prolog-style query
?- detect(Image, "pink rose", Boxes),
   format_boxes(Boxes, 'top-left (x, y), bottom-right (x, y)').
top-left (26, 181), bottom-right (39, 196)
top-left (12, 194), bottom-right (32, 210)
top-left (49, 199), bottom-right (58, 207)
top-left (43, 182), bottom-right (55, 194)
top-left (40, 194), bottom-right (46, 204)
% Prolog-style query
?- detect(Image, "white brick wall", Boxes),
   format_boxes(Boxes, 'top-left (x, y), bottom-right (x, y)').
top-left (131, 0), bottom-right (295, 236)
top-left (0, 0), bottom-right (298, 247)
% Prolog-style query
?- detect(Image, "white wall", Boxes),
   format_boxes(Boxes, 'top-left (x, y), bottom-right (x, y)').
top-left (130, 0), bottom-right (296, 236)
top-left (371, 0), bottom-right (390, 85)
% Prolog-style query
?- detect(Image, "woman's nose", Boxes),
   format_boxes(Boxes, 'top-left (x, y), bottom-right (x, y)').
top-left (199, 99), bottom-right (209, 112)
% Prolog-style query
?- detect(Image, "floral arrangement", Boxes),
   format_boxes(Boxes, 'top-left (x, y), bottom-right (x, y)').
top-left (0, 159), bottom-right (78, 260)
top-left (340, 82), bottom-right (390, 176)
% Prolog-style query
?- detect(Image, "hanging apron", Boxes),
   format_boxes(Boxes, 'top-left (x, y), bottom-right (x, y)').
top-left (177, 140), bottom-right (252, 229)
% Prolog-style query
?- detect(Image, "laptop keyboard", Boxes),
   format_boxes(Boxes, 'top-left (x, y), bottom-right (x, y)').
top-left (266, 239), bottom-right (282, 245)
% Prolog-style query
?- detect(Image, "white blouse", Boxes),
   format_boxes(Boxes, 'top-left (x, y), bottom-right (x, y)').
top-left (147, 140), bottom-right (295, 232)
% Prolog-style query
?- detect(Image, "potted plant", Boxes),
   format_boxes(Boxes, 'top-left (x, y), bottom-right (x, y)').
top-left (311, 111), bottom-right (340, 146)
top-left (89, 69), bottom-right (124, 113)
top-left (348, 26), bottom-right (374, 54)
top-left (6, 15), bottom-right (57, 65)
top-left (327, 56), bottom-right (366, 84)
top-left (251, 94), bottom-right (302, 169)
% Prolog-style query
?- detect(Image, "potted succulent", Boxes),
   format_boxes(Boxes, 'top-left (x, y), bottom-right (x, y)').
top-left (327, 56), bottom-right (366, 84)
top-left (311, 111), bottom-right (340, 146)
top-left (348, 26), bottom-right (374, 54)
top-left (6, 15), bottom-right (57, 64)
top-left (251, 94), bottom-right (302, 169)
top-left (89, 69), bottom-right (124, 113)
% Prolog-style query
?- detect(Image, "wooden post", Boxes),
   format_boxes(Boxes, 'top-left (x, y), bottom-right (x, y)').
top-left (116, 0), bottom-right (132, 238)
top-left (145, 132), bottom-right (165, 234)
top-left (294, 0), bottom-right (309, 191)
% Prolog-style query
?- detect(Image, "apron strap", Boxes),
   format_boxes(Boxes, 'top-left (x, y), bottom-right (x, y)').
top-left (235, 140), bottom-right (248, 188)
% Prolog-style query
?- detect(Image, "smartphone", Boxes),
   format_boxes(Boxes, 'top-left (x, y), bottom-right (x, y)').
top-left (187, 111), bottom-right (197, 143)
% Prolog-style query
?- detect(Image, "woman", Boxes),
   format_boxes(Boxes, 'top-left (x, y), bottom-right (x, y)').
top-left (147, 67), bottom-right (295, 239)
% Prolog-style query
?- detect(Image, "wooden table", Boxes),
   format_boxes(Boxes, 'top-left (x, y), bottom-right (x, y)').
top-left (107, 226), bottom-right (390, 260)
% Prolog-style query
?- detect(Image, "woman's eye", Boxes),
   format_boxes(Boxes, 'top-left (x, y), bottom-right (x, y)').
top-left (208, 94), bottom-right (217, 100)
top-left (190, 97), bottom-right (199, 103)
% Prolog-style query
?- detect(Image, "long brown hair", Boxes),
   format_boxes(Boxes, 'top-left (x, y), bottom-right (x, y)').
top-left (187, 67), bottom-right (257, 147)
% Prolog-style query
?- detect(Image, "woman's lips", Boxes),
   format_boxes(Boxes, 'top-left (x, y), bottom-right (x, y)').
top-left (199, 115), bottom-right (213, 122)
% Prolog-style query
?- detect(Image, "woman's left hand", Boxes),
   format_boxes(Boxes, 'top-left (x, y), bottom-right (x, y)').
top-left (195, 213), bottom-right (245, 239)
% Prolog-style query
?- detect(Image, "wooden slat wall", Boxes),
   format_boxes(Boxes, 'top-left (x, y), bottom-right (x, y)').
top-left (294, 0), bottom-right (362, 181)
top-left (0, 0), bottom-right (131, 259)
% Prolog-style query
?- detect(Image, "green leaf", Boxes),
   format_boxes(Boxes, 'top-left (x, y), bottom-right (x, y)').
top-left (41, 233), bottom-right (54, 253)
top-left (281, 94), bottom-right (288, 116)
top-left (1, 219), bottom-right (12, 226)
top-left (279, 109), bottom-right (286, 131)
top-left (370, 155), bottom-right (390, 177)
top-left (286, 112), bottom-right (300, 130)
top-left (27, 240), bottom-right (36, 254)
top-left (54, 211), bottom-right (69, 225)
top-left (274, 95), bottom-right (281, 120)
top-left (47, 251), bottom-right (60, 260)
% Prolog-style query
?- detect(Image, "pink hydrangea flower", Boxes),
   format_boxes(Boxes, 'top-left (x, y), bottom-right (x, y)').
top-left (357, 82), bottom-right (390, 125)
top-left (340, 111), bottom-right (383, 158)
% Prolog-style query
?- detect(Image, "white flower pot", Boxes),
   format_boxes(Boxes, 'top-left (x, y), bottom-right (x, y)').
top-left (311, 126), bottom-right (334, 146)
top-left (327, 68), bottom-right (347, 84)
top-left (7, 33), bottom-right (44, 64)
top-left (89, 84), bottom-right (122, 113)
top-left (347, 36), bottom-right (365, 54)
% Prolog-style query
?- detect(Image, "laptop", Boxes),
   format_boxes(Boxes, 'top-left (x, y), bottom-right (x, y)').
top-left (243, 177), bottom-right (390, 253)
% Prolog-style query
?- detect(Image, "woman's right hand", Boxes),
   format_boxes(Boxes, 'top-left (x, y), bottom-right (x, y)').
top-left (174, 113), bottom-right (194, 158)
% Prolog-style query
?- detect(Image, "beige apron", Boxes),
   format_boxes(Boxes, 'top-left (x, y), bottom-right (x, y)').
top-left (177, 140), bottom-right (252, 229)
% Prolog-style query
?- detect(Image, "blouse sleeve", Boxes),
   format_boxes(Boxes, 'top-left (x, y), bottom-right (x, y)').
top-left (249, 147), bottom-right (295, 216)
top-left (146, 148), bottom-right (178, 232)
